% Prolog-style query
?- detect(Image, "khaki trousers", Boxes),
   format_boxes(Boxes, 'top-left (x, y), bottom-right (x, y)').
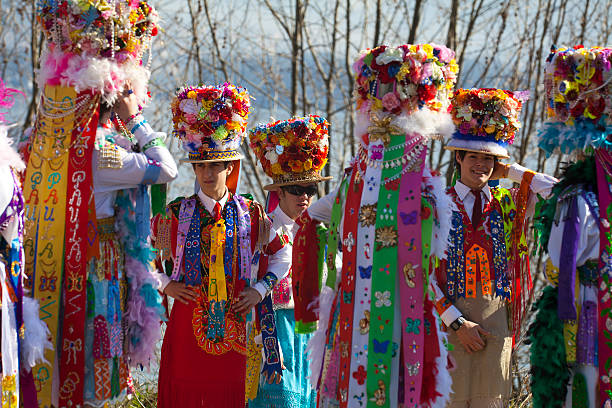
top-left (446, 287), bottom-right (512, 408)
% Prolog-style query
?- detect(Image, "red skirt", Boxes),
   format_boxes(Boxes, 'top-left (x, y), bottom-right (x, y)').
top-left (157, 299), bottom-right (247, 408)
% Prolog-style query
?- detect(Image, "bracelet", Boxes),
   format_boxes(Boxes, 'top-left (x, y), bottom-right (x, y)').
top-left (126, 114), bottom-right (145, 131)
top-left (125, 111), bottom-right (143, 127)
top-left (130, 120), bottom-right (147, 134)
top-left (142, 137), bottom-right (166, 152)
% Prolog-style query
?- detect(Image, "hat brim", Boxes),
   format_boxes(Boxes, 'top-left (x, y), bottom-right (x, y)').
top-left (263, 176), bottom-right (333, 191)
top-left (180, 152), bottom-right (245, 163)
top-left (444, 139), bottom-right (510, 159)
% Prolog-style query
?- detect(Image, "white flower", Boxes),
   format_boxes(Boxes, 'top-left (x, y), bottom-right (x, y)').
top-left (265, 150), bottom-right (279, 164)
top-left (179, 99), bottom-right (199, 115)
top-left (375, 290), bottom-right (391, 308)
top-left (376, 47), bottom-right (403, 65)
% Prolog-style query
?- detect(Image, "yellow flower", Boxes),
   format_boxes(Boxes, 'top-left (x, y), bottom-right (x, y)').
top-left (187, 91), bottom-right (197, 99)
top-left (485, 124), bottom-right (496, 134)
top-left (396, 63), bottom-right (411, 81)
top-left (422, 44), bottom-right (434, 58)
top-left (225, 121), bottom-right (239, 131)
top-left (271, 163), bottom-right (283, 175)
top-left (279, 137), bottom-right (290, 147)
top-left (303, 159), bottom-right (313, 171)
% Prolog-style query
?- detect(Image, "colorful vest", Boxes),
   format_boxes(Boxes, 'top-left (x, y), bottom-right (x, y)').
top-left (441, 178), bottom-right (534, 344)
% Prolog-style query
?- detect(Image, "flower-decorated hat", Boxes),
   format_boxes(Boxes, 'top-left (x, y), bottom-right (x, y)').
top-left (172, 83), bottom-right (251, 163)
top-left (249, 115), bottom-right (331, 190)
top-left (353, 44), bottom-right (458, 115)
top-left (446, 88), bottom-right (528, 158)
top-left (37, 0), bottom-right (158, 104)
top-left (538, 45), bottom-right (612, 155)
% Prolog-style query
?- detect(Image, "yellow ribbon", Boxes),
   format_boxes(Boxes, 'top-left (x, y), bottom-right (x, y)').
top-left (208, 219), bottom-right (227, 302)
top-left (24, 85), bottom-right (76, 406)
top-left (367, 112), bottom-right (402, 147)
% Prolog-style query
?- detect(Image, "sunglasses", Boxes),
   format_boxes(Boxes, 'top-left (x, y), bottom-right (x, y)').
top-left (281, 184), bottom-right (318, 197)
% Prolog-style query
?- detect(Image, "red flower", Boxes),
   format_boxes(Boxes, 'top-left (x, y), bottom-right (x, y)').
top-left (570, 101), bottom-right (585, 118)
top-left (352, 365), bottom-right (367, 385)
top-left (418, 84), bottom-right (437, 102)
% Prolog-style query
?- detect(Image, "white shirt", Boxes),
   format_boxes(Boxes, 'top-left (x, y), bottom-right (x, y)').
top-left (267, 205), bottom-right (298, 308)
top-left (547, 194), bottom-right (600, 269)
top-left (93, 122), bottom-right (178, 218)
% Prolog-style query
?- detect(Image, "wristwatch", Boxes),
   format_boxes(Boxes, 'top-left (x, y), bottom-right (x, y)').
top-left (450, 316), bottom-right (466, 331)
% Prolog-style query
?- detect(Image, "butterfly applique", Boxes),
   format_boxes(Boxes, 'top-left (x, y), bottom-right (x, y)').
top-left (399, 210), bottom-right (418, 225)
top-left (372, 338), bottom-right (390, 354)
top-left (359, 265), bottom-right (372, 279)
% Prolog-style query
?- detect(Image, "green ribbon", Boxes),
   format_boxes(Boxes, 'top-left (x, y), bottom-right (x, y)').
top-left (366, 136), bottom-right (404, 408)
top-left (325, 175), bottom-right (349, 289)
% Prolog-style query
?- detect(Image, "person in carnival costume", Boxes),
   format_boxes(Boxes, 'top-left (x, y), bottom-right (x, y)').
top-left (24, 1), bottom-right (175, 406)
top-left (0, 79), bottom-right (52, 407)
top-left (246, 115), bottom-right (332, 407)
top-left (294, 43), bottom-right (458, 408)
top-left (152, 84), bottom-right (292, 407)
top-left (435, 88), bottom-right (557, 408)
top-left (528, 45), bottom-right (612, 408)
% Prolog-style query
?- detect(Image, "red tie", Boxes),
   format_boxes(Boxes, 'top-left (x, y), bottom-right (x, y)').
top-left (213, 202), bottom-right (222, 221)
top-left (471, 189), bottom-right (482, 227)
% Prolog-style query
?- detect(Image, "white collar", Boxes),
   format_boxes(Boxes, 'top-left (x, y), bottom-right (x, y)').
top-left (197, 188), bottom-right (229, 214)
top-left (270, 205), bottom-right (295, 228)
top-left (454, 180), bottom-right (492, 202)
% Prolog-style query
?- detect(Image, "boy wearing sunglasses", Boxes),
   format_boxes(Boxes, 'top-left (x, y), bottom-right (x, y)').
top-left (247, 115), bottom-right (331, 408)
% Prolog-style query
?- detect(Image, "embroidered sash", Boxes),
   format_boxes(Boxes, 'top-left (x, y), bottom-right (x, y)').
top-left (184, 206), bottom-right (202, 286)
top-left (24, 86), bottom-right (96, 405)
top-left (396, 146), bottom-right (426, 406)
top-left (596, 152), bottom-right (612, 405)
top-left (207, 211), bottom-right (227, 340)
top-left (337, 162), bottom-right (364, 406)
top-left (171, 198), bottom-right (196, 280)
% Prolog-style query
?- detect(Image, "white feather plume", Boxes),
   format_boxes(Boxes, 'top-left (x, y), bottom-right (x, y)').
top-left (423, 169), bottom-right (452, 260)
top-left (38, 48), bottom-right (151, 106)
top-left (21, 297), bottom-right (52, 370)
top-left (354, 108), bottom-right (454, 142)
top-left (429, 321), bottom-right (453, 408)
top-left (0, 127), bottom-right (25, 171)
top-left (306, 284), bottom-right (335, 389)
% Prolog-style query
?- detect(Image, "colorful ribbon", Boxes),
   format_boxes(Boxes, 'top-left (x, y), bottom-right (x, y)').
top-left (396, 146), bottom-right (427, 407)
top-left (596, 152), bottom-right (612, 406)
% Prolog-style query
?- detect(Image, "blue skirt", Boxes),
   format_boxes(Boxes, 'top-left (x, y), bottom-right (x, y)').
top-left (250, 309), bottom-right (316, 408)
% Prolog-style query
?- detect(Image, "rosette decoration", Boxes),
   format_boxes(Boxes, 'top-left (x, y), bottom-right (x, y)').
top-left (446, 88), bottom-right (528, 158)
top-left (37, 0), bottom-right (158, 104)
top-left (171, 83), bottom-right (251, 162)
top-left (248, 115), bottom-right (331, 189)
top-left (538, 45), bottom-right (612, 155)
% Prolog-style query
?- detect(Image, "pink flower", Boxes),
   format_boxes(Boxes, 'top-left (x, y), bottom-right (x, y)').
top-left (381, 92), bottom-right (401, 111)
top-left (207, 110), bottom-right (220, 122)
top-left (184, 114), bottom-right (197, 124)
